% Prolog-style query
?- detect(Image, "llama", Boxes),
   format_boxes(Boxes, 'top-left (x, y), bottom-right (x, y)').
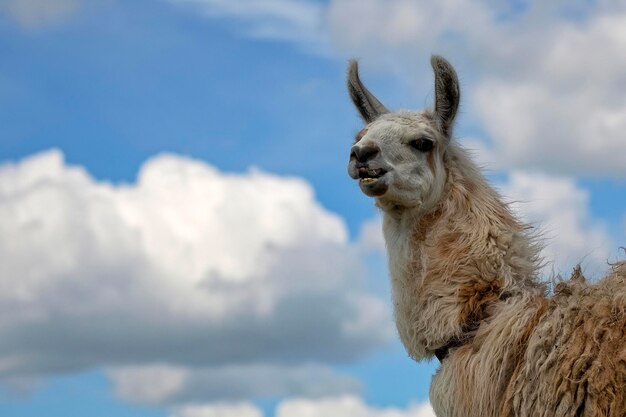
top-left (346, 56), bottom-right (626, 417)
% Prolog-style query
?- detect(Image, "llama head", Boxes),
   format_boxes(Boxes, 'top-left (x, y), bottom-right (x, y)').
top-left (347, 56), bottom-right (460, 212)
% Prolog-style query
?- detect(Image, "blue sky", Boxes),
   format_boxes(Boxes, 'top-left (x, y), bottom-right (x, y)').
top-left (0, 1), bottom-right (625, 417)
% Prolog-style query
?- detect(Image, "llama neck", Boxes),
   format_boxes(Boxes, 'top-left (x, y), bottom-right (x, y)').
top-left (381, 144), bottom-right (543, 361)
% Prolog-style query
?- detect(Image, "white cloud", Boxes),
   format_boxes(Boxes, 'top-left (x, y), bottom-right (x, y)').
top-left (0, 0), bottom-right (81, 29)
top-left (275, 396), bottom-right (435, 417)
top-left (171, 402), bottom-right (263, 417)
top-left (327, 0), bottom-right (491, 54)
top-left (471, 12), bottom-right (626, 176)
top-left (108, 363), bottom-right (361, 405)
top-left (167, 396), bottom-right (436, 417)
top-left (499, 171), bottom-right (614, 279)
top-left (0, 150), bottom-right (392, 399)
top-left (108, 365), bottom-right (187, 405)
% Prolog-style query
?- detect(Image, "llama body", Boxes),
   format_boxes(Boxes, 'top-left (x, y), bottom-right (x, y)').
top-left (347, 57), bottom-right (626, 417)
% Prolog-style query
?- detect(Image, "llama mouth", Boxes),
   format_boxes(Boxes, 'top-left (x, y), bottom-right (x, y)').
top-left (357, 168), bottom-right (389, 196)
top-left (357, 167), bottom-right (386, 181)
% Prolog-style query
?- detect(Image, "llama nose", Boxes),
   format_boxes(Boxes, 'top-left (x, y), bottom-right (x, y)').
top-left (351, 144), bottom-right (380, 163)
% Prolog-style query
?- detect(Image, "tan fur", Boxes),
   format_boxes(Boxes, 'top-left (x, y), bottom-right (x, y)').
top-left (384, 145), bottom-right (626, 417)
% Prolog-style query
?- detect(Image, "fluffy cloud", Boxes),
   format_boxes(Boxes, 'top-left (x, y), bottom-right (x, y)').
top-left (275, 396), bottom-right (435, 417)
top-left (171, 402), bottom-right (263, 417)
top-left (168, 396), bottom-right (435, 417)
top-left (500, 171), bottom-right (614, 279)
top-left (0, 150), bottom-right (392, 399)
top-left (327, 0), bottom-right (491, 57)
top-left (171, 396), bottom-right (435, 417)
top-left (471, 12), bottom-right (626, 176)
top-left (108, 363), bottom-right (360, 405)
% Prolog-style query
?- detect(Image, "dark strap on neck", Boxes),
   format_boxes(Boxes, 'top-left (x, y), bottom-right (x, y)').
top-left (435, 291), bottom-right (512, 362)
top-left (434, 336), bottom-right (467, 362)
top-left (434, 330), bottom-right (478, 362)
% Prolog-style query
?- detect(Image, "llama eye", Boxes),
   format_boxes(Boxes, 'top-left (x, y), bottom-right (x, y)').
top-left (410, 137), bottom-right (434, 152)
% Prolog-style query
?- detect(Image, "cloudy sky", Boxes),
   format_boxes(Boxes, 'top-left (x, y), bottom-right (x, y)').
top-left (1, 0), bottom-right (625, 416)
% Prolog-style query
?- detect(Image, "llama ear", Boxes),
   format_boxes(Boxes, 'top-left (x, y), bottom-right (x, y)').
top-left (347, 60), bottom-right (389, 123)
top-left (431, 55), bottom-right (460, 138)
